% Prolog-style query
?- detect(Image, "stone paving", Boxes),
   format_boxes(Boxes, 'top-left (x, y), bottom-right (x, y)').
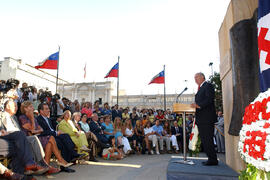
top-left (36, 153), bottom-right (226, 180)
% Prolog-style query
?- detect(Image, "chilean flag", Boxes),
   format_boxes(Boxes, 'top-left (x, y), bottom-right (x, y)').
top-left (149, 70), bottom-right (165, 84)
top-left (105, 62), bottom-right (118, 78)
top-left (258, 0), bottom-right (270, 92)
top-left (35, 51), bottom-right (59, 69)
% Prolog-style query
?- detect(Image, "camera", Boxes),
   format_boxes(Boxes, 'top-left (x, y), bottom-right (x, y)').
top-left (38, 91), bottom-right (52, 103)
top-left (52, 94), bottom-right (60, 101)
top-left (0, 79), bottom-right (19, 93)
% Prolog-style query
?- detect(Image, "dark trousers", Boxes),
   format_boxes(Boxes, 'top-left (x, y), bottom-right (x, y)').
top-left (197, 124), bottom-right (217, 162)
top-left (55, 134), bottom-right (78, 162)
top-left (96, 134), bottom-right (108, 144)
top-left (0, 131), bottom-right (34, 174)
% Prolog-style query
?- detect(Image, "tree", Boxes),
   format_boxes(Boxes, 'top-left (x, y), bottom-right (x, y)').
top-left (209, 72), bottom-right (223, 112)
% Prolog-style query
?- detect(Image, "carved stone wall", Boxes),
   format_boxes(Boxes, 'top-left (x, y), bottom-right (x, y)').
top-left (218, 0), bottom-right (258, 172)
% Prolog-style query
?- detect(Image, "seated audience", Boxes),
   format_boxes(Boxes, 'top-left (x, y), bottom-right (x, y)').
top-left (37, 103), bottom-right (81, 165)
top-left (101, 103), bottom-right (111, 116)
top-left (171, 120), bottom-right (183, 153)
top-left (113, 117), bottom-right (132, 154)
top-left (80, 102), bottom-right (93, 119)
top-left (0, 122), bottom-right (47, 176)
top-left (163, 121), bottom-right (178, 153)
top-left (134, 120), bottom-right (144, 153)
top-left (141, 115), bottom-right (148, 127)
top-left (102, 115), bottom-right (114, 139)
top-left (58, 110), bottom-right (90, 155)
top-left (144, 121), bottom-right (159, 155)
top-left (124, 119), bottom-right (137, 152)
top-left (121, 109), bottom-right (130, 121)
top-left (152, 119), bottom-right (171, 153)
top-left (18, 101), bottom-right (72, 168)
top-left (102, 136), bottom-right (124, 160)
top-left (73, 112), bottom-right (98, 162)
top-left (130, 108), bottom-right (139, 128)
top-left (1, 100), bottom-right (61, 175)
top-left (89, 113), bottom-right (109, 144)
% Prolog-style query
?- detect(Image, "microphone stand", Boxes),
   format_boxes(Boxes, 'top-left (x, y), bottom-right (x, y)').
top-left (176, 87), bottom-right (188, 103)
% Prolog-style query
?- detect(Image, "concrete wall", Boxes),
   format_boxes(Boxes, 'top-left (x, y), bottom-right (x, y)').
top-left (218, 0), bottom-right (258, 172)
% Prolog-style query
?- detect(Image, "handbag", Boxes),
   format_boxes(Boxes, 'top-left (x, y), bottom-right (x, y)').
top-left (188, 119), bottom-right (199, 151)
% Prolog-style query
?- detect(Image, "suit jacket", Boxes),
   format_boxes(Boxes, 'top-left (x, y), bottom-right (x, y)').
top-left (195, 82), bottom-right (217, 125)
top-left (89, 120), bottom-right (104, 135)
top-left (112, 110), bottom-right (122, 121)
top-left (171, 126), bottom-right (183, 135)
top-left (36, 115), bottom-right (57, 137)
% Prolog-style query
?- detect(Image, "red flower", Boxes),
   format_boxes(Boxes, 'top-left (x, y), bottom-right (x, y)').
top-left (243, 130), bottom-right (267, 160)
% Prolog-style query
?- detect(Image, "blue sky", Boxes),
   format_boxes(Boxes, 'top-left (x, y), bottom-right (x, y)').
top-left (0, 0), bottom-right (230, 95)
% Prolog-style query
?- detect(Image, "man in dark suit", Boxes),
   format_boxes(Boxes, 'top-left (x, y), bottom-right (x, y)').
top-left (36, 103), bottom-right (82, 171)
top-left (0, 129), bottom-right (47, 176)
top-left (111, 104), bottom-right (122, 122)
top-left (89, 113), bottom-right (108, 144)
top-left (191, 72), bottom-right (218, 166)
top-left (171, 120), bottom-right (183, 153)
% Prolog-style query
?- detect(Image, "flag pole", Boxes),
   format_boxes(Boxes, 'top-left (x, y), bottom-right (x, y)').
top-left (117, 56), bottom-right (120, 105)
top-left (164, 65), bottom-right (166, 111)
top-left (56, 46), bottom-right (60, 93)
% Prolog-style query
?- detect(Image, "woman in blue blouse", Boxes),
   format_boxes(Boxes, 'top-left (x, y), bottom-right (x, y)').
top-left (102, 115), bottom-right (114, 139)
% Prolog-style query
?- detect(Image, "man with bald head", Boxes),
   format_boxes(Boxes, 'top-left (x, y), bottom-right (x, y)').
top-left (191, 72), bottom-right (218, 166)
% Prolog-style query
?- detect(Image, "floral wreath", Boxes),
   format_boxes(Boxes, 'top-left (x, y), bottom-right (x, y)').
top-left (238, 89), bottom-right (270, 172)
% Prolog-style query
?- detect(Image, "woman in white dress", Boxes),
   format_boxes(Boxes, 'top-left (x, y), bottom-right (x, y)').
top-left (124, 119), bottom-right (138, 152)
top-left (113, 117), bottom-right (132, 154)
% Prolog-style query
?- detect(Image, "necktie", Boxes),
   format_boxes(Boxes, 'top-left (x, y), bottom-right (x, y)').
top-left (10, 116), bottom-right (19, 129)
top-left (198, 85), bottom-right (200, 91)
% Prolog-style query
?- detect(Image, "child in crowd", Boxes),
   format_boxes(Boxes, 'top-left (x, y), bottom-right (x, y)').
top-left (102, 136), bottom-right (124, 160)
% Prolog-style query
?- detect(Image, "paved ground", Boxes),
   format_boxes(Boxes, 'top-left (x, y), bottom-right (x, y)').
top-left (36, 153), bottom-right (226, 180)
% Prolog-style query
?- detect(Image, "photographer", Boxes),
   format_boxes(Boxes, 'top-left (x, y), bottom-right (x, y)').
top-left (18, 82), bottom-right (33, 103)
top-left (62, 97), bottom-right (71, 112)
top-left (0, 79), bottom-right (20, 112)
top-left (50, 94), bottom-right (64, 129)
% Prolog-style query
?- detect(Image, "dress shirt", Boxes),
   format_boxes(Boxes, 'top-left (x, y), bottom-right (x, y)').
top-left (152, 125), bottom-right (163, 136)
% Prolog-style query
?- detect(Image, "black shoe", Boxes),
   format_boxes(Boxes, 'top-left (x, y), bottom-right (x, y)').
top-left (202, 160), bottom-right (218, 166)
top-left (89, 157), bottom-right (99, 162)
top-left (60, 166), bottom-right (76, 173)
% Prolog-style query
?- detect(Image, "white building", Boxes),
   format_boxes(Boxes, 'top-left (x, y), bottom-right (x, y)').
top-left (0, 57), bottom-right (68, 92)
top-left (58, 81), bottom-right (113, 103)
top-left (111, 94), bottom-right (195, 110)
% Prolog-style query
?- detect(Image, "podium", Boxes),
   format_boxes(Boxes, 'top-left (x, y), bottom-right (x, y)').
top-left (173, 103), bottom-right (195, 165)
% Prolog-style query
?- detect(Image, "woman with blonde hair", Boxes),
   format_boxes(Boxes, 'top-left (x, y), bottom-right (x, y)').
top-left (124, 119), bottom-right (137, 152)
top-left (113, 117), bottom-right (132, 154)
top-left (58, 110), bottom-right (90, 154)
top-left (134, 120), bottom-right (144, 152)
top-left (19, 101), bottom-right (72, 169)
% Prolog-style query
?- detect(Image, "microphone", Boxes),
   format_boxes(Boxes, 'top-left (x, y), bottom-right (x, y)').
top-left (176, 87), bottom-right (188, 103)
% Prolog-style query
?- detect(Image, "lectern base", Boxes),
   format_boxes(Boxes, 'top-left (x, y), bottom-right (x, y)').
top-left (172, 160), bottom-right (195, 165)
